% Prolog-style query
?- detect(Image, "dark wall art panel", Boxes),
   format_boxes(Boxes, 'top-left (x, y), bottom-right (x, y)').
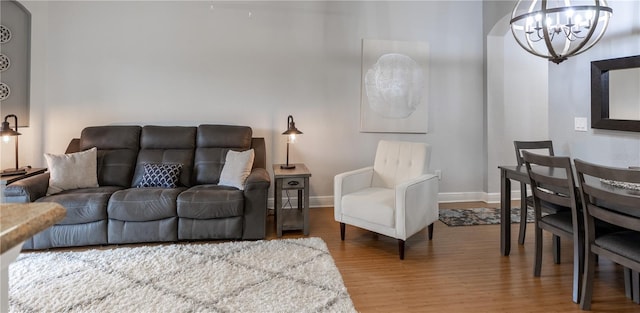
top-left (0, 0), bottom-right (31, 127)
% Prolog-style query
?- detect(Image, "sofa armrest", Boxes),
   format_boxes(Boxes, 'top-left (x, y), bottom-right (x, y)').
top-left (242, 167), bottom-right (270, 239)
top-left (244, 167), bottom-right (270, 191)
top-left (4, 173), bottom-right (50, 203)
top-left (250, 137), bottom-right (267, 170)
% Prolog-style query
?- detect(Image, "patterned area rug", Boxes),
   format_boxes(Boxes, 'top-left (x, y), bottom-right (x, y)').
top-left (439, 207), bottom-right (535, 227)
top-left (9, 237), bottom-right (356, 313)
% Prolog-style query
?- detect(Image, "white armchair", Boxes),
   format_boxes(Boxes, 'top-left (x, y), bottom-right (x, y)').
top-left (334, 140), bottom-right (439, 260)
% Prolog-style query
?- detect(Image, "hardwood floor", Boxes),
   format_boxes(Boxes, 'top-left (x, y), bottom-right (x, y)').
top-left (31, 202), bottom-right (637, 312)
top-left (269, 203), bottom-right (639, 312)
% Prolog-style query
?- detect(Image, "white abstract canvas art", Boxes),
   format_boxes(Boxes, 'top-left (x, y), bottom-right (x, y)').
top-left (360, 39), bottom-right (429, 133)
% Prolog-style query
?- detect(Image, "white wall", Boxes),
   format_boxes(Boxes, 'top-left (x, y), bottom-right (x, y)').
top-left (486, 13), bottom-right (548, 197)
top-left (8, 1), bottom-right (486, 205)
top-left (548, 1), bottom-right (640, 167)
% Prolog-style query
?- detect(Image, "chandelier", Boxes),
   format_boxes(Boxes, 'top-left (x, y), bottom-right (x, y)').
top-left (510, 0), bottom-right (613, 64)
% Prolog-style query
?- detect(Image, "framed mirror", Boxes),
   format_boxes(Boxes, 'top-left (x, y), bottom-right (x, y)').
top-left (591, 55), bottom-right (640, 132)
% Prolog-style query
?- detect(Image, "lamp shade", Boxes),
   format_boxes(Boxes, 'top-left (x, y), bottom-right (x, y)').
top-left (282, 115), bottom-right (303, 136)
top-left (0, 120), bottom-right (20, 137)
top-left (510, 0), bottom-right (612, 64)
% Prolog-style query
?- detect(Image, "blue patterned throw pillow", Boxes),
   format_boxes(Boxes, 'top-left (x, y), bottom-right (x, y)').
top-left (137, 163), bottom-right (182, 188)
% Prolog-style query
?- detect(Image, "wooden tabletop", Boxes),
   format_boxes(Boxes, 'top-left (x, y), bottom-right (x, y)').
top-left (0, 167), bottom-right (47, 184)
top-left (273, 163), bottom-right (311, 178)
top-left (0, 203), bottom-right (66, 253)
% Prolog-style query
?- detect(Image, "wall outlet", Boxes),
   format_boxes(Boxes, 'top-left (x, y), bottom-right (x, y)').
top-left (574, 117), bottom-right (588, 132)
top-left (435, 170), bottom-right (442, 180)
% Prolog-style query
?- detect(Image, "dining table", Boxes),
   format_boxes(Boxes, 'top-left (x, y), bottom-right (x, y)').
top-left (499, 163), bottom-right (640, 304)
top-left (499, 164), bottom-right (640, 256)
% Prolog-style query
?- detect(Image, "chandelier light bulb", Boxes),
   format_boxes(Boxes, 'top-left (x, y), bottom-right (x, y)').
top-left (585, 10), bottom-right (594, 20)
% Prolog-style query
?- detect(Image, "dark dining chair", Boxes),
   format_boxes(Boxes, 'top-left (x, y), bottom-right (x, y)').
top-left (522, 151), bottom-right (583, 303)
top-left (574, 159), bottom-right (640, 310)
top-left (514, 140), bottom-right (555, 245)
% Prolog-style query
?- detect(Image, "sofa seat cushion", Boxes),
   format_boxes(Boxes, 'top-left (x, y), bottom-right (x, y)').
top-left (177, 185), bottom-right (244, 219)
top-left (35, 186), bottom-right (122, 225)
top-left (108, 187), bottom-right (185, 221)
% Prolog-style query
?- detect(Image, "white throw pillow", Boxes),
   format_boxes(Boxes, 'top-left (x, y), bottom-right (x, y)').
top-left (219, 149), bottom-right (255, 190)
top-left (44, 147), bottom-right (99, 195)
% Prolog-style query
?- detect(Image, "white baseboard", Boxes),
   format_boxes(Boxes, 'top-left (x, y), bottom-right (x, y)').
top-left (437, 192), bottom-right (487, 203)
top-left (269, 191), bottom-right (523, 208)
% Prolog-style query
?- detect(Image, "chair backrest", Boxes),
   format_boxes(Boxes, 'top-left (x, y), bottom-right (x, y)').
top-left (371, 140), bottom-right (430, 189)
top-left (574, 159), bottom-right (640, 233)
top-left (522, 151), bottom-right (580, 225)
top-left (515, 140), bottom-right (554, 166)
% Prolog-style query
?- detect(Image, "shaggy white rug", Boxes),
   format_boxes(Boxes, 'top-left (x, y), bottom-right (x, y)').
top-left (9, 237), bottom-right (356, 313)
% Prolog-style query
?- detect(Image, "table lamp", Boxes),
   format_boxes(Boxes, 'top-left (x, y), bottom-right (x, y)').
top-left (281, 115), bottom-right (302, 169)
top-left (0, 114), bottom-right (26, 176)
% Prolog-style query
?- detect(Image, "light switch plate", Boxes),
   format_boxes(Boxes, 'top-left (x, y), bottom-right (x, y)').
top-left (574, 117), bottom-right (588, 132)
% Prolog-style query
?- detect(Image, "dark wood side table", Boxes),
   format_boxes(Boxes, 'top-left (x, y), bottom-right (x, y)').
top-left (272, 163), bottom-right (311, 237)
top-left (1, 167), bottom-right (47, 203)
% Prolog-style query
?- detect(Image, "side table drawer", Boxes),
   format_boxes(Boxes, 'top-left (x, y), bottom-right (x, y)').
top-left (282, 177), bottom-right (304, 189)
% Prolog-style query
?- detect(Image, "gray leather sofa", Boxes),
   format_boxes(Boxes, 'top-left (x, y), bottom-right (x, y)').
top-left (4, 124), bottom-right (271, 250)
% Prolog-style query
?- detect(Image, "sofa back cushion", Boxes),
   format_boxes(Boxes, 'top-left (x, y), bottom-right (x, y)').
top-left (132, 126), bottom-right (196, 188)
top-left (194, 125), bottom-right (252, 185)
top-left (80, 126), bottom-right (141, 187)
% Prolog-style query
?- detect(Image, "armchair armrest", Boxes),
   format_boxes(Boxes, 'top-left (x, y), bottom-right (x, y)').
top-left (334, 166), bottom-right (374, 219)
top-left (4, 173), bottom-right (50, 203)
top-left (394, 173), bottom-right (439, 239)
top-left (334, 166), bottom-right (374, 196)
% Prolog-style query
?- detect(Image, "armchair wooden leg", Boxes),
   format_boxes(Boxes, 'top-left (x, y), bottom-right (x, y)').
top-left (340, 223), bottom-right (345, 241)
top-left (398, 239), bottom-right (405, 260)
top-left (428, 223), bottom-right (434, 240)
